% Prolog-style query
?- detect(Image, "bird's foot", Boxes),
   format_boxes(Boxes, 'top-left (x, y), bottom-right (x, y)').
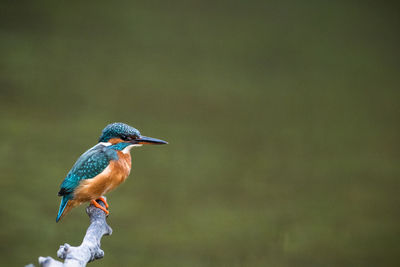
top-left (97, 196), bottom-right (109, 209)
top-left (91, 199), bottom-right (109, 215)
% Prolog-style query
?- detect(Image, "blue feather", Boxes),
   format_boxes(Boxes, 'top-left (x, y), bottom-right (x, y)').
top-left (56, 196), bottom-right (71, 222)
top-left (99, 122), bottom-right (141, 142)
top-left (58, 143), bottom-right (118, 196)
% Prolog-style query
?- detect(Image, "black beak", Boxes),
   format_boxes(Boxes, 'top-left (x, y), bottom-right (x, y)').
top-left (131, 136), bottom-right (168, 145)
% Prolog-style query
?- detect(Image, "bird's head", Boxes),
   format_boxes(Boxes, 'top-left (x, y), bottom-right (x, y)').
top-left (98, 122), bottom-right (168, 147)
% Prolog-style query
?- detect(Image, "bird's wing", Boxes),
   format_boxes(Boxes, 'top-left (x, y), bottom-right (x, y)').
top-left (58, 144), bottom-right (118, 196)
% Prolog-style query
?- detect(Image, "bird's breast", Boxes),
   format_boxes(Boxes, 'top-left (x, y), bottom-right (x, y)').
top-left (73, 152), bottom-right (132, 201)
top-left (110, 151), bottom-right (132, 185)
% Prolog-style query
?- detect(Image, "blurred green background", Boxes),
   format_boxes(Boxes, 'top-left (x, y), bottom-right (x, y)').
top-left (0, 1), bottom-right (399, 266)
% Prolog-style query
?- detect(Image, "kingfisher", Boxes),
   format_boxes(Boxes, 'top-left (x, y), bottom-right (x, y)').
top-left (56, 122), bottom-right (167, 222)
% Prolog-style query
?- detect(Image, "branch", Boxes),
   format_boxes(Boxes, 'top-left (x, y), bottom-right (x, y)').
top-left (35, 198), bottom-right (112, 267)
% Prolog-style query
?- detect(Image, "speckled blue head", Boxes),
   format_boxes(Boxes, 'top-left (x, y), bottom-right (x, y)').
top-left (98, 122), bottom-right (168, 145)
top-left (99, 122), bottom-right (141, 143)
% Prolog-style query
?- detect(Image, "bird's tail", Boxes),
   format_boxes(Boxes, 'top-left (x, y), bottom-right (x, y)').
top-left (56, 196), bottom-right (71, 222)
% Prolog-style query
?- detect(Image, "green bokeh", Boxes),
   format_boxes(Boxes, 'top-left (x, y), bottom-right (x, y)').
top-left (0, 1), bottom-right (399, 266)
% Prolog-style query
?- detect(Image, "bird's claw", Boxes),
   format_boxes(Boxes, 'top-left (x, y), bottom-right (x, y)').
top-left (91, 199), bottom-right (109, 215)
top-left (97, 196), bottom-right (109, 209)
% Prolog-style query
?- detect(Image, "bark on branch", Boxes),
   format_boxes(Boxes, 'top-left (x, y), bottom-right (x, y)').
top-left (32, 198), bottom-right (112, 267)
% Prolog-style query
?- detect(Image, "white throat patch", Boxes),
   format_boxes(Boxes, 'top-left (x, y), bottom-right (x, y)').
top-left (122, 144), bottom-right (142, 154)
top-left (99, 142), bottom-right (112, 147)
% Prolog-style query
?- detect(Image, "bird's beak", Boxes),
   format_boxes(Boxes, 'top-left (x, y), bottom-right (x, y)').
top-left (132, 136), bottom-right (168, 145)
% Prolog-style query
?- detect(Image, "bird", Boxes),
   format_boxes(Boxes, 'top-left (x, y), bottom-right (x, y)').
top-left (56, 122), bottom-right (167, 222)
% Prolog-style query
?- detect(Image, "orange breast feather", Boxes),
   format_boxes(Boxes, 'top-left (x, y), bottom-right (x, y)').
top-left (73, 151), bottom-right (132, 203)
